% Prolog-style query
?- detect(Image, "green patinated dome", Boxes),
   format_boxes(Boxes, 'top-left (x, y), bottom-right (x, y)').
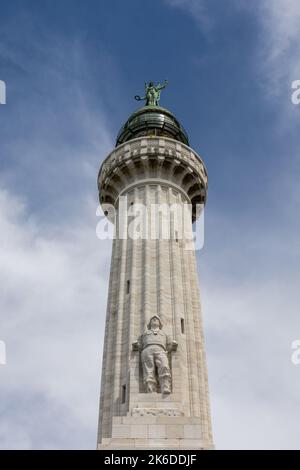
top-left (116, 105), bottom-right (189, 147)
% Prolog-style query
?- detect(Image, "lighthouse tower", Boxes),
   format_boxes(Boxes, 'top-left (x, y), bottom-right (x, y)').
top-left (97, 82), bottom-right (214, 450)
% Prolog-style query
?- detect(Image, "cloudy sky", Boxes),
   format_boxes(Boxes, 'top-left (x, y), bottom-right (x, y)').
top-left (0, 0), bottom-right (300, 450)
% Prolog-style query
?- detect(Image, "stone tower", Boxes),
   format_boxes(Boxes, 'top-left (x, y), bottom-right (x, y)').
top-left (97, 82), bottom-right (213, 450)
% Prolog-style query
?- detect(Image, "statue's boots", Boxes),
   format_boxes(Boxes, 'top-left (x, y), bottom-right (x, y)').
top-left (160, 375), bottom-right (171, 394)
top-left (145, 380), bottom-right (156, 393)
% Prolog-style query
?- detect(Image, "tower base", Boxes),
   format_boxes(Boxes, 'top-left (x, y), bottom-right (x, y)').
top-left (98, 416), bottom-right (214, 450)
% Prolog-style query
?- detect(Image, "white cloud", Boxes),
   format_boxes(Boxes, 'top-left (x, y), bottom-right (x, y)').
top-left (251, 0), bottom-right (300, 125)
top-left (165, 0), bottom-right (300, 123)
top-left (0, 23), bottom-right (116, 449)
top-left (164, 0), bottom-right (212, 31)
top-left (0, 184), bottom-right (112, 449)
top-left (203, 276), bottom-right (300, 449)
top-left (258, 0), bottom-right (300, 77)
top-left (199, 179), bottom-right (300, 449)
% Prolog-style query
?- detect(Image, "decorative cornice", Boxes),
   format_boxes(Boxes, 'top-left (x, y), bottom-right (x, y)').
top-left (98, 136), bottom-right (208, 222)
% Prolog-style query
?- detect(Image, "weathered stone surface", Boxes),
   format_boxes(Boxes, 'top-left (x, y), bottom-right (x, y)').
top-left (148, 425), bottom-right (166, 439)
top-left (97, 136), bottom-right (214, 450)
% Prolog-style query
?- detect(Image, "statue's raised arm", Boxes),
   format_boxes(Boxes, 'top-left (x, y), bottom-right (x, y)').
top-left (157, 79), bottom-right (168, 91)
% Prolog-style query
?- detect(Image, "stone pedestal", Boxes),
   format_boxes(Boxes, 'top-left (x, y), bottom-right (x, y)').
top-left (98, 415), bottom-right (213, 450)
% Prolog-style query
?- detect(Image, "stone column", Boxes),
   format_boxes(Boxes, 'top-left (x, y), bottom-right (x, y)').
top-left (97, 136), bottom-right (214, 449)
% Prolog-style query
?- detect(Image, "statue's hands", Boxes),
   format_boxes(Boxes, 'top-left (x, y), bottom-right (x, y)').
top-left (132, 341), bottom-right (140, 351)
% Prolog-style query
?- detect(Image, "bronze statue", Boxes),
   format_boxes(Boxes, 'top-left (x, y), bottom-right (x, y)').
top-left (132, 314), bottom-right (177, 394)
top-left (135, 80), bottom-right (168, 106)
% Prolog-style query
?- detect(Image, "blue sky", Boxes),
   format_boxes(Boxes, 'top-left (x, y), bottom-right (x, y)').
top-left (0, 0), bottom-right (300, 449)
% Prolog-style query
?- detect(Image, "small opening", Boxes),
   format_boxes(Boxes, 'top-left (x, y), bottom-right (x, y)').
top-left (126, 280), bottom-right (130, 294)
top-left (121, 385), bottom-right (126, 404)
top-left (130, 202), bottom-right (134, 206)
top-left (181, 318), bottom-right (185, 334)
top-left (175, 230), bottom-right (178, 242)
top-left (104, 210), bottom-right (108, 216)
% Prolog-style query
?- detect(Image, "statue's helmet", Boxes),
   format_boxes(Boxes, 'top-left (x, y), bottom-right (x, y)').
top-left (147, 314), bottom-right (163, 329)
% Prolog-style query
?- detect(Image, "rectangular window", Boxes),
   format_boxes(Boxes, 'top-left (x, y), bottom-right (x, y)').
top-left (127, 280), bottom-right (130, 294)
top-left (121, 385), bottom-right (126, 404)
top-left (181, 318), bottom-right (185, 334)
